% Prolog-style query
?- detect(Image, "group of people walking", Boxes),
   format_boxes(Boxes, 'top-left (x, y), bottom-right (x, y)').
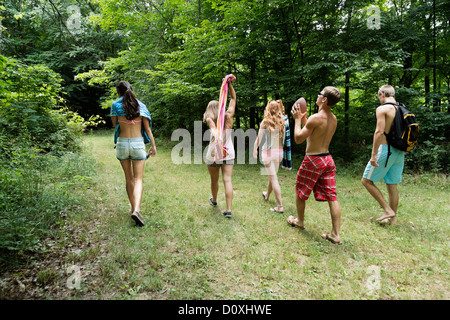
top-left (111, 79), bottom-right (406, 245)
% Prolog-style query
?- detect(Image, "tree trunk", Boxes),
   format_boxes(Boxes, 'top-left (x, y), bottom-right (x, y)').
top-left (425, 52), bottom-right (430, 106)
top-left (345, 71), bottom-right (350, 143)
top-left (402, 54), bottom-right (413, 88)
top-left (250, 107), bottom-right (255, 129)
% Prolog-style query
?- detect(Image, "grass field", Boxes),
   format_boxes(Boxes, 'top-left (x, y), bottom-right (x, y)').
top-left (61, 129), bottom-right (447, 300)
top-left (3, 130), bottom-right (447, 300)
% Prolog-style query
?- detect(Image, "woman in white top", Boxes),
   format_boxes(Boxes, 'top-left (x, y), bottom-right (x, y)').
top-left (203, 79), bottom-right (236, 218)
top-left (253, 100), bottom-right (285, 213)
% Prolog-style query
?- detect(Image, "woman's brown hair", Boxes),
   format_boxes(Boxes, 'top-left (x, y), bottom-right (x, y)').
top-left (116, 81), bottom-right (140, 120)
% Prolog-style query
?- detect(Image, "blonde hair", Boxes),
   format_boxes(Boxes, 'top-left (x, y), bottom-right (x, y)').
top-left (262, 100), bottom-right (285, 133)
top-left (378, 85), bottom-right (395, 98)
top-left (322, 86), bottom-right (341, 107)
top-left (203, 100), bottom-right (233, 128)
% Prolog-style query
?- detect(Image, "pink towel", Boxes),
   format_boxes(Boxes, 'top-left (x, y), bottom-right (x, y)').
top-left (215, 74), bottom-right (236, 160)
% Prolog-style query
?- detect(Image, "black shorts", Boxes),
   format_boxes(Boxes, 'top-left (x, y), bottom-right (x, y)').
top-left (206, 159), bottom-right (235, 167)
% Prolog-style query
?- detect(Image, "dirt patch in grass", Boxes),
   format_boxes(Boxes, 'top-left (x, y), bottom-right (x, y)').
top-left (0, 201), bottom-right (113, 299)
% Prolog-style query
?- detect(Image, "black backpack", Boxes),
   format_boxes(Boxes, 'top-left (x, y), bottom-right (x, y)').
top-left (382, 102), bottom-right (419, 167)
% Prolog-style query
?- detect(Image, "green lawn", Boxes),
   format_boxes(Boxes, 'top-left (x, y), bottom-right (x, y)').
top-left (65, 130), bottom-right (449, 299)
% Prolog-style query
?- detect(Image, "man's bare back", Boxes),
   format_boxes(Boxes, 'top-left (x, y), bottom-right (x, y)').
top-left (304, 111), bottom-right (337, 155)
top-left (291, 105), bottom-right (337, 155)
top-left (376, 103), bottom-right (396, 145)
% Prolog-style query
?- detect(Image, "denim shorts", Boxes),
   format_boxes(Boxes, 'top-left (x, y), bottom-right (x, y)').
top-left (116, 137), bottom-right (146, 161)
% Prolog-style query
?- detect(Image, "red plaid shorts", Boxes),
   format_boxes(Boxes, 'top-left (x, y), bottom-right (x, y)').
top-left (296, 154), bottom-right (337, 201)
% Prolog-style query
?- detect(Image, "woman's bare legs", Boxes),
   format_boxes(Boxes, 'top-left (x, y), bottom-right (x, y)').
top-left (131, 160), bottom-right (145, 213)
top-left (264, 160), bottom-right (283, 211)
top-left (221, 164), bottom-right (234, 212)
top-left (120, 159), bottom-right (145, 213)
top-left (208, 166), bottom-right (220, 203)
top-left (264, 180), bottom-right (272, 200)
top-left (120, 160), bottom-right (135, 211)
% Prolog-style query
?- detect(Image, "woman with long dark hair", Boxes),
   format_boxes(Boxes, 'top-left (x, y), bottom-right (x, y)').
top-left (111, 81), bottom-right (156, 227)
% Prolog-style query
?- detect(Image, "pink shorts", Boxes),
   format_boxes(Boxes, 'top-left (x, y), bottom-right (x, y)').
top-left (296, 154), bottom-right (337, 201)
top-left (261, 148), bottom-right (283, 163)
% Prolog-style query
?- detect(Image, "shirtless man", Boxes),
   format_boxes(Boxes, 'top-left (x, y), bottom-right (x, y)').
top-left (288, 86), bottom-right (342, 245)
top-left (362, 85), bottom-right (404, 225)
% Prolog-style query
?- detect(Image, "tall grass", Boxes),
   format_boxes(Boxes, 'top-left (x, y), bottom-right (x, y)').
top-left (0, 148), bottom-right (97, 264)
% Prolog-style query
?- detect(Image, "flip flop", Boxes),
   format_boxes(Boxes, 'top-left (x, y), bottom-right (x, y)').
top-left (377, 218), bottom-right (391, 225)
top-left (376, 214), bottom-right (395, 222)
top-left (270, 207), bottom-right (284, 213)
top-left (321, 233), bottom-right (342, 245)
top-left (286, 215), bottom-right (305, 230)
top-left (262, 192), bottom-right (268, 201)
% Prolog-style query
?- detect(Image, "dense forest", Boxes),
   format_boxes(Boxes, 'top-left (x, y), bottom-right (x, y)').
top-left (1, 0), bottom-right (449, 170)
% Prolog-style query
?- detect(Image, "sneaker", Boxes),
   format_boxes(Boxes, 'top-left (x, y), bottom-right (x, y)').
top-left (131, 211), bottom-right (145, 227)
top-left (209, 196), bottom-right (217, 206)
top-left (222, 211), bottom-right (232, 218)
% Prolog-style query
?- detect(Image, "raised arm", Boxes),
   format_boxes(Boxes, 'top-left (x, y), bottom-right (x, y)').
top-left (225, 81), bottom-right (236, 118)
top-left (205, 117), bottom-right (216, 131)
top-left (291, 104), bottom-right (311, 144)
top-left (301, 112), bottom-right (307, 126)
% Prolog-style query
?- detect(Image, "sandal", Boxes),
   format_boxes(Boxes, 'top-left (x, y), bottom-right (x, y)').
top-left (209, 196), bottom-right (217, 206)
top-left (270, 206), bottom-right (284, 213)
top-left (262, 192), bottom-right (268, 201)
top-left (287, 215), bottom-right (305, 230)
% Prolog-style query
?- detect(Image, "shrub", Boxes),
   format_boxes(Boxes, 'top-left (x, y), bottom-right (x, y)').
top-left (0, 150), bottom-right (96, 256)
top-left (0, 55), bottom-right (97, 261)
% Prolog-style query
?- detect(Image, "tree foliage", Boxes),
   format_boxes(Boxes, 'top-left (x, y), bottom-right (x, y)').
top-left (1, 0), bottom-right (449, 171)
top-left (75, 0), bottom-right (449, 171)
top-left (0, 55), bottom-right (95, 255)
top-left (0, 0), bottom-right (124, 119)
